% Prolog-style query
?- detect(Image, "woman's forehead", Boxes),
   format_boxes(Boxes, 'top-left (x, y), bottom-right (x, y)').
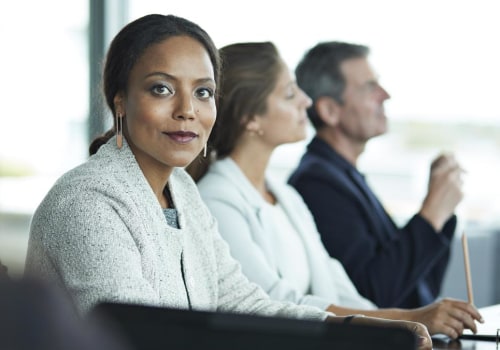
top-left (131, 36), bottom-right (215, 81)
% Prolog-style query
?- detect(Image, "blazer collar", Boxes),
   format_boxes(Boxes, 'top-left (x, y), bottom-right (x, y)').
top-left (308, 137), bottom-right (356, 174)
top-left (307, 136), bottom-right (395, 240)
top-left (210, 157), bottom-right (269, 210)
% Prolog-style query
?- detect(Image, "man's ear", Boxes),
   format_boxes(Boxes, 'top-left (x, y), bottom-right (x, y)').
top-left (315, 96), bottom-right (341, 126)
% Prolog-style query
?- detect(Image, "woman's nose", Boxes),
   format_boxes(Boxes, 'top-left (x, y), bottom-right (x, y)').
top-left (300, 88), bottom-right (313, 108)
top-left (173, 94), bottom-right (196, 120)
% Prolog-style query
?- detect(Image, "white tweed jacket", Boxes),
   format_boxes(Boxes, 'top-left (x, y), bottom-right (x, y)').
top-left (25, 137), bottom-right (327, 321)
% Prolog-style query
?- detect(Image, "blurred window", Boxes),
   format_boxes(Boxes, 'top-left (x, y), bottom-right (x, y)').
top-left (128, 0), bottom-right (500, 228)
top-left (0, 1), bottom-right (89, 214)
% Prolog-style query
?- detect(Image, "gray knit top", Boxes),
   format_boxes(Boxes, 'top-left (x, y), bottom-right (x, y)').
top-left (24, 137), bottom-right (327, 321)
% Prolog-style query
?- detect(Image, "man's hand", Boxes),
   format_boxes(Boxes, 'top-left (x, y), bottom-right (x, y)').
top-left (419, 153), bottom-right (464, 232)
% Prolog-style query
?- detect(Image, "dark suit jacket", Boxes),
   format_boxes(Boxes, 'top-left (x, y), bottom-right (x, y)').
top-left (288, 137), bottom-right (455, 308)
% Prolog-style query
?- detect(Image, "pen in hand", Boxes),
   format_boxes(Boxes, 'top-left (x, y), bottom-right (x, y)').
top-left (462, 232), bottom-right (474, 305)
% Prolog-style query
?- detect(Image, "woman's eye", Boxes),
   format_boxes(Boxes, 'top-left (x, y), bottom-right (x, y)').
top-left (151, 84), bottom-right (172, 96)
top-left (285, 88), bottom-right (296, 100)
top-left (196, 87), bottom-right (215, 99)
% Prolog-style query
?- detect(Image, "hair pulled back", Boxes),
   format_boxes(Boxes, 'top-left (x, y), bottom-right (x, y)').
top-left (187, 41), bottom-right (282, 181)
top-left (89, 14), bottom-right (221, 155)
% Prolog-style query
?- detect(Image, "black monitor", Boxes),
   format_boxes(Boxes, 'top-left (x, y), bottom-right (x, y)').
top-left (90, 303), bottom-right (417, 350)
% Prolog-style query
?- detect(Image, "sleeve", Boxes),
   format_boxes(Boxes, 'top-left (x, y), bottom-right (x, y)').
top-left (292, 172), bottom-right (453, 308)
top-left (204, 195), bottom-right (332, 311)
top-left (413, 214), bottom-right (456, 296)
top-left (28, 189), bottom-right (162, 314)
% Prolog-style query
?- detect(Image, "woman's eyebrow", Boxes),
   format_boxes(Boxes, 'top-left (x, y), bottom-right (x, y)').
top-left (144, 72), bottom-right (215, 85)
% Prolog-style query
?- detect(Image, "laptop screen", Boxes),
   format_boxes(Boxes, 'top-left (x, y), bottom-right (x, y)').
top-left (90, 303), bottom-right (417, 350)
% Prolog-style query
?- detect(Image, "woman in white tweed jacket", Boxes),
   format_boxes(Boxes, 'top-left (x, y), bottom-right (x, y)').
top-left (24, 14), bottom-right (431, 348)
top-left (24, 14), bottom-right (325, 321)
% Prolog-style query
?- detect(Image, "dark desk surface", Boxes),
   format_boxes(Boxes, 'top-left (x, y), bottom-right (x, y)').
top-left (433, 337), bottom-right (498, 349)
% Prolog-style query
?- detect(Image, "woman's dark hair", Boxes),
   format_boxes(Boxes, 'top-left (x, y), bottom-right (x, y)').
top-left (89, 14), bottom-right (221, 155)
top-left (187, 41), bottom-right (282, 181)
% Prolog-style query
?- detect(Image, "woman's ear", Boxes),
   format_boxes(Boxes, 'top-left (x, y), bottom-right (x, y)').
top-left (113, 93), bottom-right (125, 116)
top-left (245, 117), bottom-right (260, 132)
top-left (315, 96), bottom-right (341, 127)
top-left (243, 115), bottom-right (264, 136)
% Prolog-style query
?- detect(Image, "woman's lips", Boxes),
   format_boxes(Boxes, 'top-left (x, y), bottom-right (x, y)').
top-left (164, 131), bottom-right (198, 144)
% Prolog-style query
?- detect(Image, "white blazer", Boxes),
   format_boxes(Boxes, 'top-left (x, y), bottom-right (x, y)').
top-left (197, 158), bottom-right (377, 311)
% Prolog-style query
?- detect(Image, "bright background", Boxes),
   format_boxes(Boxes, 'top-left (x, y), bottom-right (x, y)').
top-left (1, 1), bottom-right (499, 292)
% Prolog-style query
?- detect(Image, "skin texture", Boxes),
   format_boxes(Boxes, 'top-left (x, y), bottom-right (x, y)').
top-left (230, 60), bottom-right (311, 200)
top-left (332, 315), bottom-right (433, 350)
top-left (315, 57), bottom-right (390, 165)
top-left (114, 35), bottom-right (217, 208)
top-left (419, 153), bottom-right (464, 231)
top-left (327, 297), bottom-right (482, 339)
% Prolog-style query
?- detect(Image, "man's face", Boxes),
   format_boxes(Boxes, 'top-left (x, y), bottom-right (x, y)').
top-left (337, 57), bottom-right (390, 143)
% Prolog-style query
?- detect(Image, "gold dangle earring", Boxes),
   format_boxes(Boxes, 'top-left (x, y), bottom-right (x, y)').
top-left (116, 113), bottom-right (123, 149)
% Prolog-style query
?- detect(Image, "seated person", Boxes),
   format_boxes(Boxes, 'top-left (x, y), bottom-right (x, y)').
top-left (190, 41), bottom-right (481, 339)
top-left (23, 14), bottom-right (431, 349)
top-left (0, 277), bottom-right (127, 350)
top-left (288, 41), bottom-right (463, 309)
